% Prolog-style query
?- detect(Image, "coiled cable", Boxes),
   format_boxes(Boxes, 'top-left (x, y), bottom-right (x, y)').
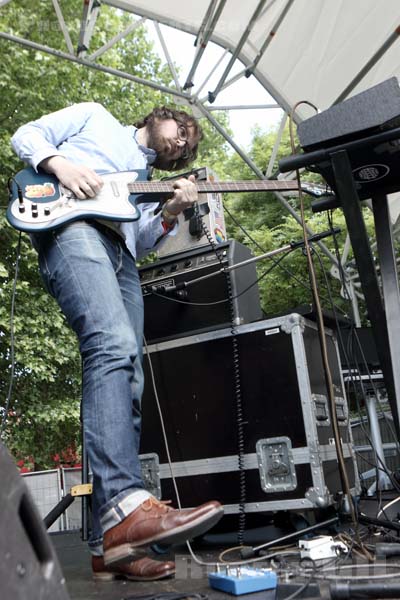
top-left (195, 202), bottom-right (247, 545)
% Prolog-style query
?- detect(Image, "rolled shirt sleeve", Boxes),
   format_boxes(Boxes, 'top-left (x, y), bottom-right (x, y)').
top-left (11, 103), bottom-right (95, 171)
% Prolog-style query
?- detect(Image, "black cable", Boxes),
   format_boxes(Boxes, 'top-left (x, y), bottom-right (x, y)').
top-left (224, 201), bottom-right (319, 295)
top-left (323, 226), bottom-right (376, 455)
top-left (351, 327), bottom-right (400, 458)
top-left (280, 578), bottom-right (314, 600)
top-left (329, 230), bottom-right (399, 460)
top-left (7, 175), bottom-right (23, 201)
top-left (288, 104), bottom-right (369, 559)
top-left (148, 250), bottom-right (292, 307)
top-left (1, 232), bottom-right (22, 439)
top-left (313, 245), bottom-right (400, 495)
top-left (279, 557), bottom-right (318, 600)
top-left (314, 246), bottom-right (385, 495)
top-left (326, 212), bottom-right (384, 420)
top-left (314, 221), bottom-right (379, 446)
top-left (312, 243), bottom-right (369, 454)
top-left (327, 210), bottom-right (355, 307)
top-left (223, 201), bottom-right (348, 315)
top-left (322, 215), bottom-right (400, 484)
top-left (196, 204), bottom-right (247, 545)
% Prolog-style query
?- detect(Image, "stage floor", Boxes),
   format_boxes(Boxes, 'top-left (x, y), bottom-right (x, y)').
top-left (51, 529), bottom-right (342, 600)
top-left (51, 496), bottom-right (400, 600)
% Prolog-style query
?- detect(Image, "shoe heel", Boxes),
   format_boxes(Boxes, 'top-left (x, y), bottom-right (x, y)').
top-left (104, 544), bottom-right (145, 567)
top-left (92, 571), bottom-right (115, 582)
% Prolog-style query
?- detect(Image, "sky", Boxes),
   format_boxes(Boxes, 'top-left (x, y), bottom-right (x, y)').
top-left (146, 23), bottom-right (283, 151)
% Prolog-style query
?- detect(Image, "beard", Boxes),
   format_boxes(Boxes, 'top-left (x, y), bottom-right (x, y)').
top-left (146, 119), bottom-right (177, 170)
top-left (146, 119), bottom-right (176, 171)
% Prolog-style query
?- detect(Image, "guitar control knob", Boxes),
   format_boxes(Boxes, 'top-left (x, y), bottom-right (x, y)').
top-left (44, 207), bottom-right (50, 216)
top-left (18, 205), bottom-right (25, 213)
top-left (31, 203), bottom-right (39, 218)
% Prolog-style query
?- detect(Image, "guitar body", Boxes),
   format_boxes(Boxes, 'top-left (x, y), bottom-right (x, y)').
top-left (7, 167), bottom-right (332, 234)
top-left (7, 167), bottom-right (151, 233)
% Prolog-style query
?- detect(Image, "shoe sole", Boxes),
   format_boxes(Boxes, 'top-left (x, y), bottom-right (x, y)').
top-left (104, 506), bottom-right (223, 566)
top-left (93, 568), bottom-right (175, 582)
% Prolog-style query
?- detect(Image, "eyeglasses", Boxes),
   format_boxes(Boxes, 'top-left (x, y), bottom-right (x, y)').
top-left (176, 123), bottom-right (190, 160)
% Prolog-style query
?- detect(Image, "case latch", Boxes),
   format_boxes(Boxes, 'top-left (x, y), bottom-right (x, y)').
top-left (312, 393), bottom-right (348, 426)
top-left (256, 436), bottom-right (297, 493)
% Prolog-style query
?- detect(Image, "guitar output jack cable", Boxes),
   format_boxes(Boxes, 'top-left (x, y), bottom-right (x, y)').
top-left (195, 201), bottom-right (247, 545)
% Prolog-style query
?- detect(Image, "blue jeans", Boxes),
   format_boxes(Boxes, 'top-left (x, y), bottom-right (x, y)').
top-left (33, 221), bottom-right (146, 551)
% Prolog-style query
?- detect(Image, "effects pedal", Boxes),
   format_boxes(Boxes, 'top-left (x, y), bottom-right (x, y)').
top-left (209, 566), bottom-right (277, 595)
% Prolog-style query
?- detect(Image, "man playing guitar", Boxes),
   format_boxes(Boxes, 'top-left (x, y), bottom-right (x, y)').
top-left (11, 103), bottom-right (224, 582)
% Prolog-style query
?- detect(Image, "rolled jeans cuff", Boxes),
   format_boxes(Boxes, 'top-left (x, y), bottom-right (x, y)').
top-left (100, 489), bottom-right (152, 533)
top-left (88, 539), bottom-right (104, 556)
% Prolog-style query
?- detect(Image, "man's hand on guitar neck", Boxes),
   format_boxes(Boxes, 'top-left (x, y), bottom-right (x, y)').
top-left (161, 174), bottom-right (198, 225)
top-left (39, 156), bottom-right (104, 200)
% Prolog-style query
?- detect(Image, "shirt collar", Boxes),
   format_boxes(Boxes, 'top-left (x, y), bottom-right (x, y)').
top-left (132, 126), bottom-right (157, 165)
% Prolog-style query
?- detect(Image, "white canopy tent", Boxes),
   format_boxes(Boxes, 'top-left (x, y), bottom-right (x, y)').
top-left (102, 0), bottom-right (400, 119)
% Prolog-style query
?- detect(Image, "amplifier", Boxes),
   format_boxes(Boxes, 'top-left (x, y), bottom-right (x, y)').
top-left (157, 166), bottom-right (227, 257)
top-left (139, 240), bottom-right (263, 343)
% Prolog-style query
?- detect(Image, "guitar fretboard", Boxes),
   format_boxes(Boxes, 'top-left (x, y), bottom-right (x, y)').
top-left (127, 180), bottom-right (300, 195)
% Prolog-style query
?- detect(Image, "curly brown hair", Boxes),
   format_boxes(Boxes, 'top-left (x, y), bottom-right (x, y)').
top-left (134, 106), bottom-right (203, 171)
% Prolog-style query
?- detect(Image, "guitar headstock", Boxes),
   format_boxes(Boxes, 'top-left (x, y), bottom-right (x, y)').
top-left (301, 181), bottom-right (334, 198)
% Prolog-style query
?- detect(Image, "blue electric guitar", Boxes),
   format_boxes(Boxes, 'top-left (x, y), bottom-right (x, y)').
top-left (7, 166), bottom-right (331, 233)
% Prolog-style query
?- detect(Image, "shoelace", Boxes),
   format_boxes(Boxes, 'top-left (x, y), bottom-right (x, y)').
top-left (141, 497), bottom-right (173, 513)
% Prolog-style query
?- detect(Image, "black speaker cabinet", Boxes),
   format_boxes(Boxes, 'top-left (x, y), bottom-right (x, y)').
top-left (139, 240), bottom-right (263, 343)
top-left (0, 443), bottom-right (70, 600)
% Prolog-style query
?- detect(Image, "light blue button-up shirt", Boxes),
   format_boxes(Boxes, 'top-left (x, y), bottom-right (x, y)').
top-left (11, 102), bottom-right (176, 259)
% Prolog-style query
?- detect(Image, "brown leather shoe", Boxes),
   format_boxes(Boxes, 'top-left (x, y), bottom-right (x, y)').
top-left (92, 555), bottom-right (175, 581)
top-left (103, 497), bottom-right (223, 566)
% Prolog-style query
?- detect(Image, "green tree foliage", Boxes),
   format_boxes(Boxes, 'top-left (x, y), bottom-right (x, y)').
top-left (195, 113), bottom-right (233, 179)
top-left (218, 123), bottom-right (372, 320)
top-left (0, 0), bottom-right (185, 469)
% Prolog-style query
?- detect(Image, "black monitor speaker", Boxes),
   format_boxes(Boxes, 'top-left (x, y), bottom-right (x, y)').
top-left (298, 78), bottom-right (400, 199)
top-left (0, 442), bottom-right (70, 600)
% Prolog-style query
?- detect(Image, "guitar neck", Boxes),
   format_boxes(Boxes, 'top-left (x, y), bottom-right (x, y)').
top-left (127, 179), bottom-right (300, 195)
